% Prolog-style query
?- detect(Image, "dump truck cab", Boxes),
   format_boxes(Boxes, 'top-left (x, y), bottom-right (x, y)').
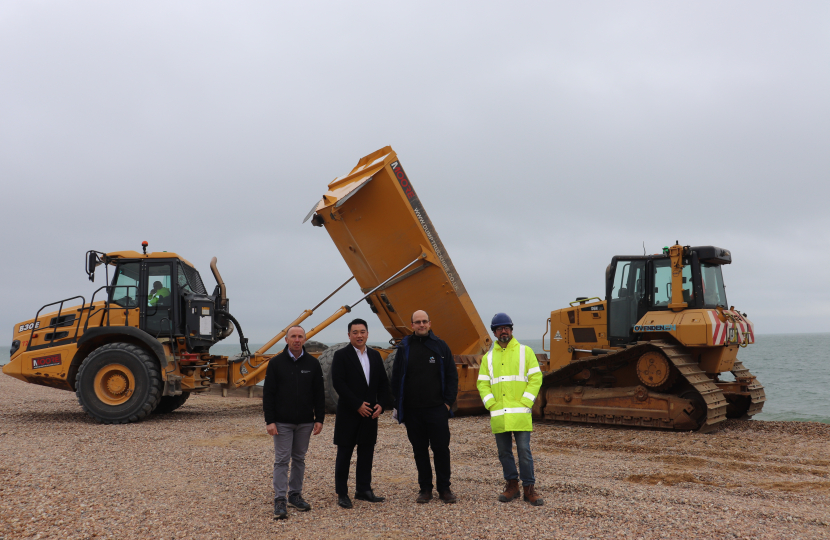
top-left (95, 249), bottom-right (226, 351)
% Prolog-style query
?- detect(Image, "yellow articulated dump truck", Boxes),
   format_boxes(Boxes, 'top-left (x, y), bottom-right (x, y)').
top-left (306, 147), bottom-right (765, 431)
top-left (2, 242), bottom-right (381, 423)
top-left (3, 246), bottom-right (282, 423)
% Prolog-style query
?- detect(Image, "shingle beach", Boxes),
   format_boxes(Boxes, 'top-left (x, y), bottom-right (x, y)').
top-left (1, 377), bottom-right (828, 540)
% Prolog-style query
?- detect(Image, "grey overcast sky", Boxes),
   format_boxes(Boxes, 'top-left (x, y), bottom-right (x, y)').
top-left (1, 1), bottom-right (828, 350)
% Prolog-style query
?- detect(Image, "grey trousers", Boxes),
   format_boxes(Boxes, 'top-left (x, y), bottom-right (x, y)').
top-left (272, 422), bottom-right (314, 500)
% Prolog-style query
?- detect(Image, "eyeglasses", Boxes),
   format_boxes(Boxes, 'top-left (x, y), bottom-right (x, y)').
top-left (413, 320), bottom-right (429, 325)
top-left (494, 325), bottom-right (512, 332)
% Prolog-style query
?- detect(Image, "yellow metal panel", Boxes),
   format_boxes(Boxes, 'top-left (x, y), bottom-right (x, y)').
top-left (105, 251), bottom-right (196, 268)
top-left (637, 312), bottom-right (682, 327)
top-left (7, 342), bottom-right (77, 390)
top-left (312, 147), bottom-right (490, 355)
top-left (678, 311), bottom-right (708, 346)
top-left (695, 345), bottom-right (738, 374)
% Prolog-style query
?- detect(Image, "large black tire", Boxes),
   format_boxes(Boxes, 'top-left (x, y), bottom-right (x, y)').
top-left (75, 343), bottom-right (163, 424)
top-left (318, 342), bottom-right (349, 414)
top-left (383, 350), bottom-right (396, 389)
top-left (153, 392), bottom-right (191, 414)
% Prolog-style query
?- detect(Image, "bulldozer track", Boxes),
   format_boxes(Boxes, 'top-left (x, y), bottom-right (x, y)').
top-left (730, 360), bottom-right (766, 418)
top-left (538, 340), bottom-right (729, 432)
top-left (654, 341), bottom-right (727, 432)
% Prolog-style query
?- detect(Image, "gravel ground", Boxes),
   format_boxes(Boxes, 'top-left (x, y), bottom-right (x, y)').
top-left (1, 377), bottom-right (828, 540)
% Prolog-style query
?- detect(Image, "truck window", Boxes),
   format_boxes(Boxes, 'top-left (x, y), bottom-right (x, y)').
top-left (146, 263), bottom-right (173, 336)
top-left (147, 265), bottom-right (172, 307)
top-left (111, 263), bottom-right (140, 307)
top-left (178, 263), bottom-right (207, 295)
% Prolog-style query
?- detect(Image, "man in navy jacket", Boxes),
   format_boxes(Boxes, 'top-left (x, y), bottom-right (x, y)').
top-left (391, 310), bottom-right (459, 504)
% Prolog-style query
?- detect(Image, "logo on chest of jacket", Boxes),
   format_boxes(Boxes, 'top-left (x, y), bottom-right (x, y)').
top-left (429, 357), bottom-right (436, 364)
top-left (300, 370), bottom-right (311, 374)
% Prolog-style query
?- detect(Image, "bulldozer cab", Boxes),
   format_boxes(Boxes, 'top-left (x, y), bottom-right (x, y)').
top-left (606, 246), bottom-right (731, 346)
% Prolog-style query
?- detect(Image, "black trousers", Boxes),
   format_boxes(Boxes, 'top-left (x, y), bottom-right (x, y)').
top-left (335, 443), bottom-right (375, 495)
top-left (404, 404), bottom-right (451, 492)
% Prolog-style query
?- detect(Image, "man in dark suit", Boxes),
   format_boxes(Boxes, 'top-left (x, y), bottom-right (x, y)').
top-left (331, 318), bottom-right (394, 509)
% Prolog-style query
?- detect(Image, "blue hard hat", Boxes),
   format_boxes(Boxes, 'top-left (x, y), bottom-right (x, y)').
top-left (490, 312), bottom-right (513, 331)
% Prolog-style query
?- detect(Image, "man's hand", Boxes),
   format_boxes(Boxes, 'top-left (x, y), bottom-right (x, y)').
top-left (358, 402), bottom-right (373, 417)
top-left (445, 403), bottom-right (450, 411)
top-left (266, 423), bottom-right (278, 436)
top-left (312, 422), bottom-right (323, 435)
top-left (371, 404), bottom-right (383, 419)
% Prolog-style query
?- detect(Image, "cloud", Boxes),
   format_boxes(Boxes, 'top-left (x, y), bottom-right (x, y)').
top-left (1, 1), bottom-right (827, 349)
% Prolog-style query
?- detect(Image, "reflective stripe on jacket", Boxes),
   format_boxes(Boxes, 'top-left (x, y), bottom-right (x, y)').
top-left (476, 338), bottom-right (542, 433)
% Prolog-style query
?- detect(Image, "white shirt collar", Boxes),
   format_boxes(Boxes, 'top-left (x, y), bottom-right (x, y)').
top-left (353, 346), bottom-right (370, 383)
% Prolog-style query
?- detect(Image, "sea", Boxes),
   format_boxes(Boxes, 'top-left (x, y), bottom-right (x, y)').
top-left (3, 333), bottom-right (827, 424)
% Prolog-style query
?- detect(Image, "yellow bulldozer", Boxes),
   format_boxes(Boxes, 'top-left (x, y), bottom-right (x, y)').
top-left (535, 243), bottom-right (765, 432)
top-left (4, 146), bottom-right (764, 432)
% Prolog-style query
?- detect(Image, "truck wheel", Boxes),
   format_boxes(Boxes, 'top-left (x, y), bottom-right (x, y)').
top-left (153, 392), bottom-right (191, 414)
top-left (75, 343), bottom-right (163, 424)
top-left (383, 350), bottom-right (396, 384)
top-left (317, 343), bottom-right (349, 414)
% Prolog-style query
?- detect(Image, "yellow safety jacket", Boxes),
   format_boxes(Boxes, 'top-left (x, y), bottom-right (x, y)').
top-left (477, 338), bottom-right (542, 433)
top-left (149, 287), bottom-right (170, 306)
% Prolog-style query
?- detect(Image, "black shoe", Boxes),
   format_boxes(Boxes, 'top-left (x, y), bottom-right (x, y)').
top-left (354, 490), bottom-right (385, 503)
top-left (288, 493), bottom-right (311, 512)
top-left (273, 498), bottom-right (288, 520)
top-left (416, 490), bottom-right (433, 504)
top-left (438, 489), bottom-right (457, 504)
top-left (337, 495), bottom-right (353, 509)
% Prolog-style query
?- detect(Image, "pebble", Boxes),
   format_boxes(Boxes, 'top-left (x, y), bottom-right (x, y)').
top-left (0, 377), bottom-right (828, 539)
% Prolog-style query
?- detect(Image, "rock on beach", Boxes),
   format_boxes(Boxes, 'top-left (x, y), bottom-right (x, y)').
top-left (0, 376), bottom-right (828, 540)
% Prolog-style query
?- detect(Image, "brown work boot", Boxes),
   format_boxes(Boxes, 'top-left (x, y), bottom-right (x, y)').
top-left (498, 479), bottom-right (520, 502)
top-left (522, 484), bottom-right (544, 506)
top-left (438, 489), bottom-right (457, 504)
top-left (415, 490), bottom-right (433, 504)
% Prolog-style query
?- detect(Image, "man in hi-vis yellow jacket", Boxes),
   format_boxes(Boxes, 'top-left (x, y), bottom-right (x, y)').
top-left (477, 313), bottom-right (544, 506)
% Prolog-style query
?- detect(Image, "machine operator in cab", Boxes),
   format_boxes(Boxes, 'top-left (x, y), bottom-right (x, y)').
top-left (148, 280), bottom-right (170, 306)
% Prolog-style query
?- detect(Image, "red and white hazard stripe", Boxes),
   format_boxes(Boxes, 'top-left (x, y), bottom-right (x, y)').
top-left (707, 310), bottom-right (755, 345)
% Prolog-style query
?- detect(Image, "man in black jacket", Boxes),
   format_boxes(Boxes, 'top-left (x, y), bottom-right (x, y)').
top-left (331, 318), bottom-right (394, 509)
top-left (263, 326), bottom-right (325, 520)
top-left (391, 309), bottom-right (459, 504)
